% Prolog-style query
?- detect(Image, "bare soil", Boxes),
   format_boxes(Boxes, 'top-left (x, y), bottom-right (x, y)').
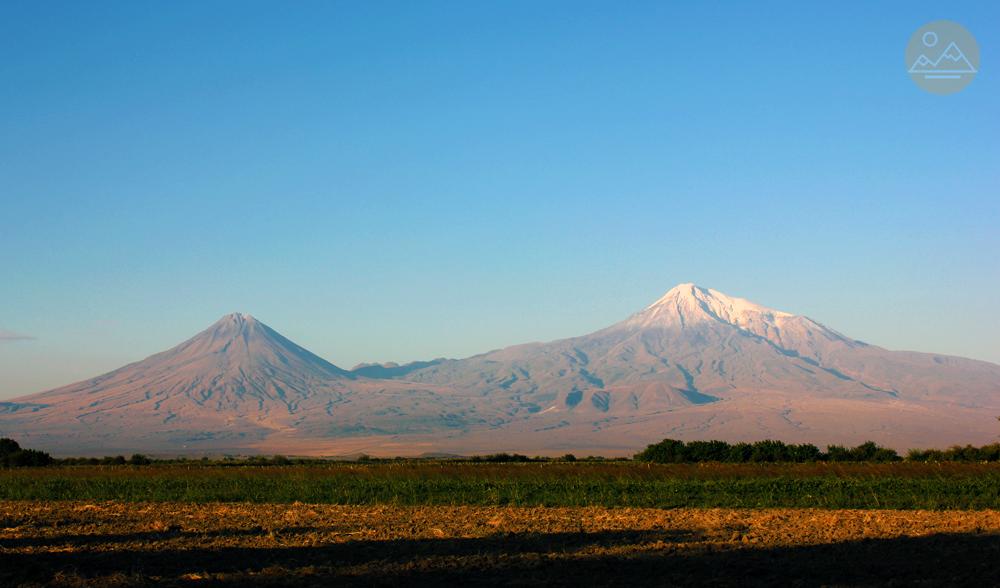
top-left (2, 502), bottom-right (999, 586)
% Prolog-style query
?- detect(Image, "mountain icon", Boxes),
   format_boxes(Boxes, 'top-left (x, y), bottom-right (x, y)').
top-left (909, 41), bottom-right (977, 74)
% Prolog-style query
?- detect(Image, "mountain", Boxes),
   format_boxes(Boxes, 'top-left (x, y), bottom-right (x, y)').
top-left (0, 313), bottom-right (489, 455)
top-left (2, 286), bottom-right (998, 455)
top-left (909, 41), bottom-right (977, 73)
top-left (362, 284), bottom-right (1000, 453)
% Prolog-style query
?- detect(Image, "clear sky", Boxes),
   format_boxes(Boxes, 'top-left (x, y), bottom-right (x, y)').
top-left (1, 1), bottom-right (998, 399)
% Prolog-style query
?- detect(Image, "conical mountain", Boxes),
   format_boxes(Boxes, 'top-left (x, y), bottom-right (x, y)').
top-left (24, 312), bottom-right (353, 414)
top-left (2, 287), bottom-right (998, 456)
top-left (0, 314), bottom-right (479, 455)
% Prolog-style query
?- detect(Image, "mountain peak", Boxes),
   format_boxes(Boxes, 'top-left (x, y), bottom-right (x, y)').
top-left (623, 283), bottom-right (792, 331)
top-left (206, 312), bottom-right (263, 335)
top-left (661, 282), bottom-right (700, 295)
top-left (219, 312), bottom-right (256, 323)
top-left (25, 310), bottom-right (351, 408)
top-left (654, 282), bottom-right (707, 302)
top-left (651, 283), bottom-right (788, 313)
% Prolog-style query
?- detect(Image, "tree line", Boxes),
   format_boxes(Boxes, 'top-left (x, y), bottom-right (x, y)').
top-left (906, 444), bottom-right (1000, 462)
top-left (3, 436), bottom-right (1000, 466)
top-left (634, 438), bottom-right (1000, 463)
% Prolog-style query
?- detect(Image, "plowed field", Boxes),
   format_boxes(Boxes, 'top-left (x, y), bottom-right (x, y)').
top-left (3, 502), bottom-right (998, 586)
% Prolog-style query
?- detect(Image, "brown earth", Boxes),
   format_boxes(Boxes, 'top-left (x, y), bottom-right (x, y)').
top-left (2, 503), bottom-right (999, 586)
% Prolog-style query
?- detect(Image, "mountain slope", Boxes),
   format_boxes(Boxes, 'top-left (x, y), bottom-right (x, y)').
top-left (356, 284), bottom-right (1000, 450)
top-left (2, 286), bottom-right (998, 455)
top-left (0, 314), bottom-right (489, 454)
top-left (389, 284), bottom-right (993, 408)
top-left (22, 313), bottom-right (354, 413)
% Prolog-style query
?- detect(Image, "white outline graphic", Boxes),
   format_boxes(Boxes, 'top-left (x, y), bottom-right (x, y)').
top-left (908, 40), bottom-right (977, 80)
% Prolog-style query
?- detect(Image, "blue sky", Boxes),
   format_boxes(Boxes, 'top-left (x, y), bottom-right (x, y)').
top-left (1, 1), bottom-right (998, 398)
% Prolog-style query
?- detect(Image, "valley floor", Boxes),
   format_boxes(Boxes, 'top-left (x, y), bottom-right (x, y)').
top-left (2, 502), bottom-right (999, 586)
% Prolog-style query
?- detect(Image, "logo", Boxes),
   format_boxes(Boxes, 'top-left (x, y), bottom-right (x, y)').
top-left (906, 21), bottom-right (979, 94)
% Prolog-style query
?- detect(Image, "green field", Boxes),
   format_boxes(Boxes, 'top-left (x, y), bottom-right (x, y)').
top-left (2, 462), bottom-right (999, 509)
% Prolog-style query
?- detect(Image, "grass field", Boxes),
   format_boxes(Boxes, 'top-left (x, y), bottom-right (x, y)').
top-left (2, 462), bottom-right (999, 509)
top-left (2, 502), bottom-right (999, 586)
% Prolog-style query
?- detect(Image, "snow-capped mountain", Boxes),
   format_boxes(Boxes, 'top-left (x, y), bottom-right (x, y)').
top-left (371, 284), bottom-right (998, 452)
top-left (1, 285), bottom-right (998, 455)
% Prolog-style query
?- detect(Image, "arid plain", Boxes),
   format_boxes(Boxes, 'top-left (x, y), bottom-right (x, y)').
top-left (3, 501), bottom-right (999, 586)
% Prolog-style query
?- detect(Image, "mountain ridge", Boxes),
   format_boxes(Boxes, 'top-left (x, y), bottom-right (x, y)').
top-left (2, 284), bottom-right (998, 455)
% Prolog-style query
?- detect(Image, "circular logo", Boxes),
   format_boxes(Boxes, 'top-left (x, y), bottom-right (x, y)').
top-left (906, 21), bottom-right (979, 94)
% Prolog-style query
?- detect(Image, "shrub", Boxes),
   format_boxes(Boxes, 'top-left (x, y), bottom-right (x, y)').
top-left (749, 440), bottom-right (790, 463)
top-left (787, 443), bottom-right (823, 462)
top-left (470, 453), bottom-right (533, 463)
top-left (1, 438), bottom-right (53, 468)
top-left (634, 439), bottom-right (686, 463)
top-left (684, 440), bottom-right (731, 462)
top-left (847, 441), bottom-right (900, 462)
top-left (6, 449), bottom-right (53, 467)
top-left (907, 443), bottom-right (1000, 462)
top-left (727, 442), bottom-right (753, 462)
top-left (0, 438), bottom-right (21, 456)
top-left (825, 444), bottom-right (851, 462)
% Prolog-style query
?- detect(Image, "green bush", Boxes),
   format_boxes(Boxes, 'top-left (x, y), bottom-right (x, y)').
top-left (907, 444), bottom-right (1000, 462)
top-left (826, 442), bottom-right (900, 462)
top-left (684, 440), bottom-right (732, 462)
top-left (0, 438), bottom-right (53, 468)
top-left (0, 438), bottom-right (21, 456)
top-left (634, 439), bottom-right (686, 463)
top-left (469, 453), bottom-right (534, 463)
top-left (749, 440), bottom-right (790, 462)
top-left (636, 438), bottom-right (899, 463)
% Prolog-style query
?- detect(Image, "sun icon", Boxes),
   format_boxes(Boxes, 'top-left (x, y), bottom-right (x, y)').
top-left (922, 31), bottom-right (938, 47)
